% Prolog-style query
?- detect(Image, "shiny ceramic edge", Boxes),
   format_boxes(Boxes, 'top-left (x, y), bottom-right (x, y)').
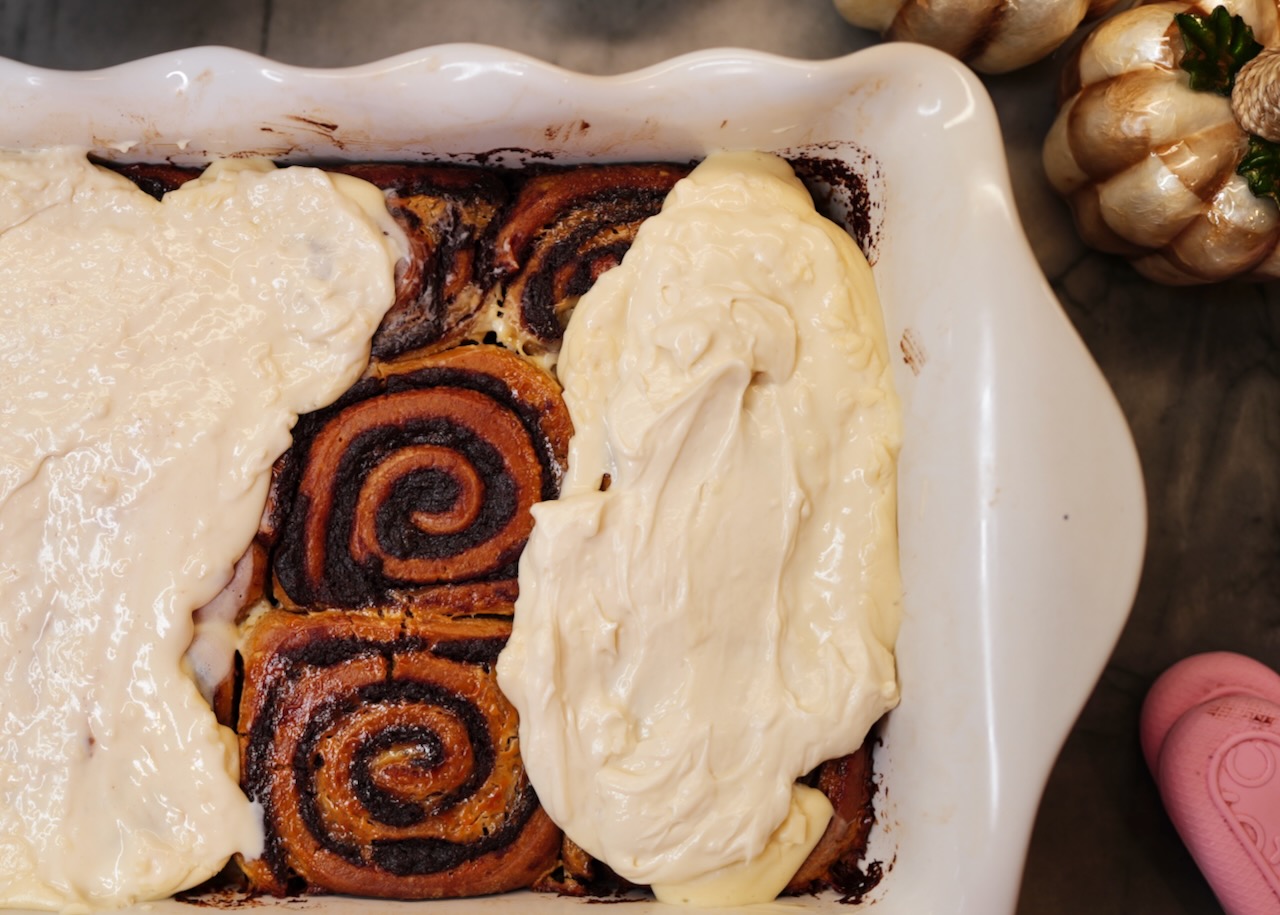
top-left (0, 44), bottom-right (1146, 914)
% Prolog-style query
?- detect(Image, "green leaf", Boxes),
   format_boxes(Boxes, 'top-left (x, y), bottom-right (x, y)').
top-left (1237, 135), bottom-right (1280, 207)
top-left (1175, 6), bottom-right (1263, 95)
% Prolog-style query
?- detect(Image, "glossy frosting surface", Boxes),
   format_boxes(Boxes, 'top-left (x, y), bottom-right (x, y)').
top-left (0, 148), bottom-right (401, 909)
top-left (498, 150), bottom-right (902, 902)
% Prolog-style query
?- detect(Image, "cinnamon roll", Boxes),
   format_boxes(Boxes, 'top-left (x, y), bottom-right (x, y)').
top-left (110, 162), bottom-right (198, 199)
top-left (489, 163), bottom-right (689, 348)
top-left (335, 165), bottom-right (507, 360)
top-left (159, 154), bottom-right (889, 904)
top-left (187, 542), bottom-right (269, 727)
top-left (786, 748), bottom-right (878, 897)
top-left (237, 585), bottom-right (560, 898)
top-left (109, 162), bottom-right (505, 361)
top-left (533, 835), bottom-right (634, 898)
top-left (269, 344), bottom-right (572, 608)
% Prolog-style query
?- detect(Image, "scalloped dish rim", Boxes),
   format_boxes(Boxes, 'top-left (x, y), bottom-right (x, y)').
top-left (0, 42), bottom-right (1146, 915)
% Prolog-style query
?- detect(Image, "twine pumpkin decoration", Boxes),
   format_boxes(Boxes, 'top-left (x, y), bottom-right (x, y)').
top-left (833, 0), bottom-right (1125, 73)
top-left (1044, 0), bottom-right (1280, 283)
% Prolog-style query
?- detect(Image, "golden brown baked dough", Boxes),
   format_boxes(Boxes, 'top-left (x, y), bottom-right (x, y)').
top-left (237, 586), bottom-right (561, 898)
top-left (235, 303), bottom-right (574, 895)
top-left (335, 164), bottom-right (508, 360)
top-left (787, 749), bottom-right (878, 897)
top-left (127, 157), bottom-right (885, 902)
top-left (267, 343), bottom-right (572, 608)
top-left (489, 163), bottom-right (689, 349)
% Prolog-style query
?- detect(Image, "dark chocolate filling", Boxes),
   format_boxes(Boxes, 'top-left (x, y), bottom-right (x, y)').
top-left (246, 629), bottom-right (523, 883)
top-left (272, 358), bottom-right (565, 607)
top-left (357, 420), bottom-right (515, 558)
top-left (512, 192), bottom-right (669, 342)
top-left (292, 680), bottom-right (494, 850)
top-left (274, 413), bottom-right (520, 606)
top-left (388, 365), bottom-right (561, 502)
top-left (369, 783), bottom-right (542, 877)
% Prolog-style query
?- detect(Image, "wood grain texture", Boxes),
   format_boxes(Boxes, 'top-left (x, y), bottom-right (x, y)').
top-left (0, 3), bottom-right (1275, 912)
top-left (0, 0), bottom-right (270, 68)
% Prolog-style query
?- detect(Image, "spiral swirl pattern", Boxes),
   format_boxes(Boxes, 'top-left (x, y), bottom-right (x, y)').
top-left (271, 344), bottom-right (572, 607)
top-left (489, 163), bottom-right (689, 346)
top-left (129, 156), bottom-right (886, 901)
top-left (336, 164), bottom-right (507, 360)
top-left (238, 587), bottom-right (560, 898)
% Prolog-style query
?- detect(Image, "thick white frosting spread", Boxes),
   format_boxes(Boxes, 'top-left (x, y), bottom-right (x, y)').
top-left (0, 148), bottom-right (402, 910)
top-left (497, 150), bottom-right (902, 903)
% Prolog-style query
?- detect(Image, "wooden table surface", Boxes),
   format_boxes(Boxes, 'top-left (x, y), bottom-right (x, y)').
top-left (3, 2), bottom-right (1277, 912)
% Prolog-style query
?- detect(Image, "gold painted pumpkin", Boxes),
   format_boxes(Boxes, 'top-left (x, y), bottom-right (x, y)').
top-left (1044, 0), bottom-right (1280, 283)
top-left (833, 0), bottom-right (1125, 73)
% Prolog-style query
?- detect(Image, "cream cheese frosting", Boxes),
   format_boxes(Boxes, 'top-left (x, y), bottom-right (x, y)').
top-left (0, 148), bottom-right (403, 910)
top-left (497, 150), bottom-right (902, 904)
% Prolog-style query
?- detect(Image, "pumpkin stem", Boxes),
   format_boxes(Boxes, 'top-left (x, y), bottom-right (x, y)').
top-left (1175, 6), bottom-right (1262, 95)
top-left (1233, 48), bottom-right (1280, 143)
top-left (1236, 134), bottom-right (1280, 204)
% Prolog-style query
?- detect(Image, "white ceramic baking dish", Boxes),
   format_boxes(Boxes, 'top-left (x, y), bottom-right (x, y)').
top-left (0, 43), bottom-right (1146, 915)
